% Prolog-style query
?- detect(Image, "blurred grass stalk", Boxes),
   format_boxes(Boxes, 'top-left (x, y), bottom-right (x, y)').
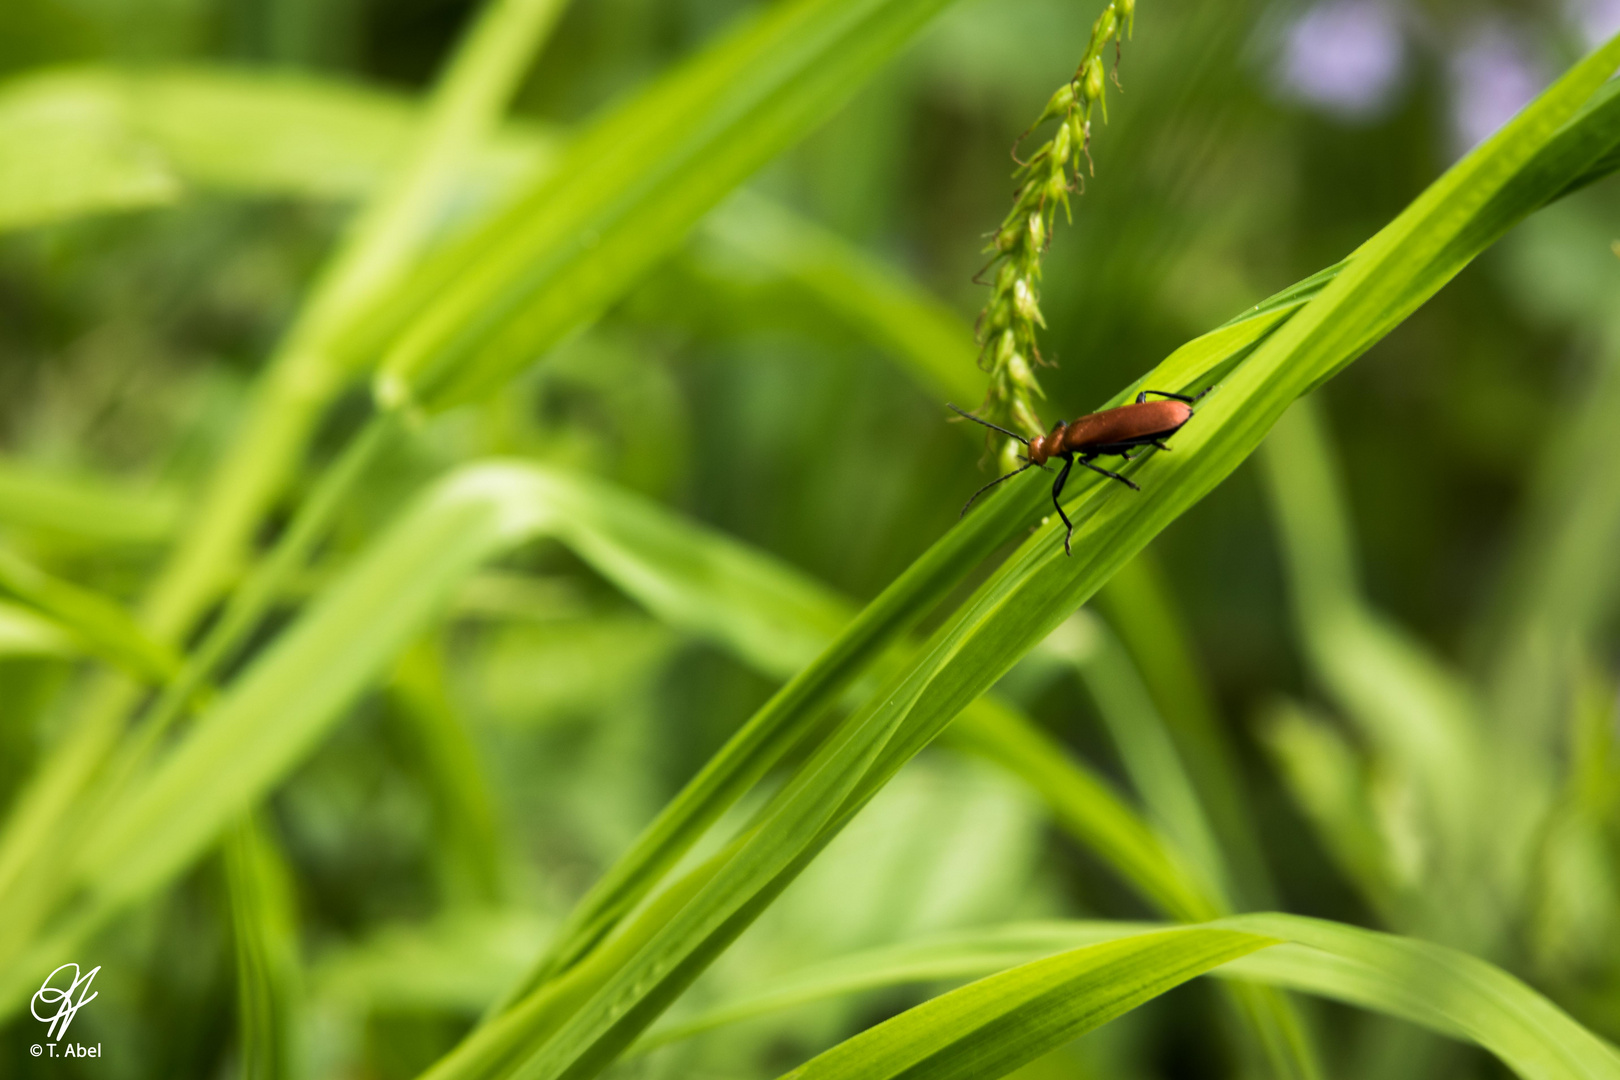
top-left (0, 0), bottom-right (571, 1009)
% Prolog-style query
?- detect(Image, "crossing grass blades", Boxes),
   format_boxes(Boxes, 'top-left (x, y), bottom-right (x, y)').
top-left (950, 387), bottom-right (1210, 554)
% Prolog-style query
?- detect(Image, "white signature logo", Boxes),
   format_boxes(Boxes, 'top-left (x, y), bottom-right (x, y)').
top-left (31, 963), bottom-right (100, 1041)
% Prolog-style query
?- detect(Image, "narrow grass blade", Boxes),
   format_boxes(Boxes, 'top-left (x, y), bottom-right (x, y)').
top-left (389, 637), bottom-right (507, 906)
top-left (70, 465), bottom-right (556, 916)
top-left (0, 548), bottom-right (179, 682)
top-left (1050, 613), bottom-right (1232, 910)
top-left (1096, 552), bottom-right (1276, 908)
top-left (141, 0), bottom-right (567, 654)
top-left (224, 815), bottom-right (302, 1080)
top-left (1486, 322), bottom-right (1620, 745)
top-left (948, 698), bottom-right (1218, 922)
top-left (1258, 700), bottom-right (1397, 919)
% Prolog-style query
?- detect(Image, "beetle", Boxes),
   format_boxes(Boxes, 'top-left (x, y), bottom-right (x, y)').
top-left (949, 387), bottom-right (1209, 555)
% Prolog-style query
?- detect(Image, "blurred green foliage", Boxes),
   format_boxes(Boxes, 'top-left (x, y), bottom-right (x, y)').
top-left (1, 1), bottom-right (1619, 1079)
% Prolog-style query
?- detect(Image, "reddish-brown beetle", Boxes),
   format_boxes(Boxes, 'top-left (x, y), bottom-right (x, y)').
top-left (949, 387), bottom-right (1210, 555)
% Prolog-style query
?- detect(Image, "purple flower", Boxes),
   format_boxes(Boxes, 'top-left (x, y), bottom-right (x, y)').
top-left (1569, 0), bottom-right (1620, 48)
top-left (1447, 23), bottom-right (1545, 155)
top-left (1278, 0), bottom-right (1407, 120)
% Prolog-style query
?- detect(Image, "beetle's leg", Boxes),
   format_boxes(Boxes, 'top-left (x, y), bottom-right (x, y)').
top-left (1050, 455), bottom-right (1075, 556)
top-left (1079, 456), bottom-right (1141, 492)
top-left (1135, 389), bottom-right (1209, 405)
top-left (1152, 440), bottom-right (1172, 452)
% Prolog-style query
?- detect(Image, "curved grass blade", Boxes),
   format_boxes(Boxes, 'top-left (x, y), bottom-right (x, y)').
top-left (775, 928), bottom-right (1275, 1080)
top-left (1050, 614), bottom-right (1232, 910)
top-left (646, 915), bottom-right (1620, 1080)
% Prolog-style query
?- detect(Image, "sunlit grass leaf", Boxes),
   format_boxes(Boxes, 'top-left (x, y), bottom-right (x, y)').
top-left (0, 65), bottom-right (556, 229)
top-left (0, 460), bottom-right (182, 546)
top-left (777, 928), bottom-right (1274, 1080)
top-left (0, 599), bottom-right (76, 658)
top-left (648, 915), bottom-right (1620, 1080)
top-left (0, 70), bottom-right (180, 231)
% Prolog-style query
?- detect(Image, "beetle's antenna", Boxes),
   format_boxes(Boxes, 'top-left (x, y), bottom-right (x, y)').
top-left (947, 403), bottom-right (1031, 445)
top-left (960, 461), bottom-right (1035, 517)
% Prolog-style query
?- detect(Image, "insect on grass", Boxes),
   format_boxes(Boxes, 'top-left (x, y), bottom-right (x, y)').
top-left (950, 388), bottom-right (1210, 554)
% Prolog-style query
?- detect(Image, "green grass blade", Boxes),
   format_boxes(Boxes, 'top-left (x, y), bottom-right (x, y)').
top-left (0, 599), bottom-right (77, 658)
top-left (1257, 700), bottom-right (1397, 919)
top-left (369, 0), bottom-right (963, 411)
top-left (389, 637), bottom-right (507, 907)
top-left (1485, 316), bottom-right (1620, 745)
top-left (70, 465), bottom-right (553, 916)
top-left (1259, 399), bottom-right (1490, 867)
top-left (0, 459), bottom-right (181, 546)
top-left (0, 547), bottom-right (179, 682)
top-left (775, 928), bottom-right (1274, 1080)
top-left (224, 815), bottom-right (302, 1080)
top-left (696, 189), bottom-right (983, 403)
top-left (652, 915), bottom-right (1620, 1080)
top-left (139, 0), bottom-right (566, 653)
top-left (1052, 614), bottom-right (1232, 910)
top-left (948, 700), bottom-right (1219, 922)
top-left (1096, 552), bottom-right (1277, 908)
top-left (0, 70), bottom-right (180, 231)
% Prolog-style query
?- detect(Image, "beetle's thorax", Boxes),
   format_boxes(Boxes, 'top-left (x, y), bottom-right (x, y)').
top-left (1028, 426), bottom-right (1067, 466)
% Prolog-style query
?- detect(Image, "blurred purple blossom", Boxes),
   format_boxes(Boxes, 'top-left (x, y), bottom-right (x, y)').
top-left (1570, 0), bottom-right (1620, 48)
top-left (1277, 0), bottom-right (1406, 120)
top-left (1447, 24), bottom-right (1545, 155)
